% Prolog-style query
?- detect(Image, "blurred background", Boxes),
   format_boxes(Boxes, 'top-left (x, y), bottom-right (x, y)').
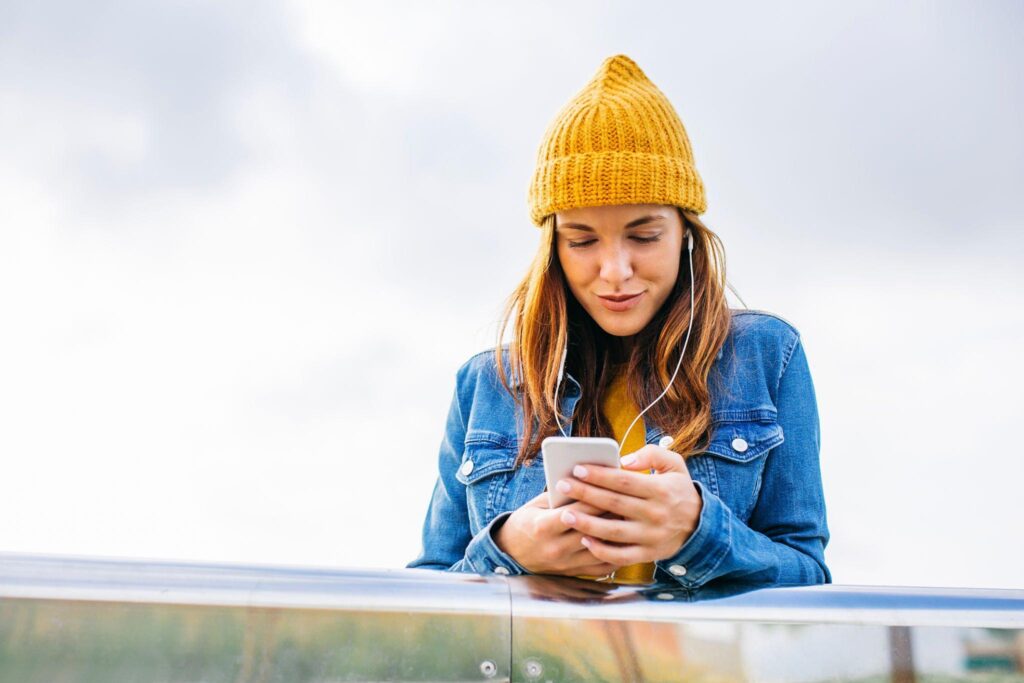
top-left (1, 1), bottom-right (1021, 588)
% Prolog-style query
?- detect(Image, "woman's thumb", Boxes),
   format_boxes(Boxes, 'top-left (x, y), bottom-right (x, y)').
top-left (527, 489), bottom-right (550, 508)
top-left (620, 444), bottom-right (687, 474)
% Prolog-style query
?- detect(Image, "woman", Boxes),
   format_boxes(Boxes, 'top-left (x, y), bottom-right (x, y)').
top-left (407, 54), bottom-right (830, 588)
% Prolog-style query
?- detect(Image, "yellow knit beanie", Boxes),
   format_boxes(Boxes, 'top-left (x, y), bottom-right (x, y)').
top-left (527, 54), bottom-right (707, 227)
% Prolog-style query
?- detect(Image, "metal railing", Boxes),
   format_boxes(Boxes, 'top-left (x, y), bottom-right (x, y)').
top-left (2, 552), bottom-right (1022, 682)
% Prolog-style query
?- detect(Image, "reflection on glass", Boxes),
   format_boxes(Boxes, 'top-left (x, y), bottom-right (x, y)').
top-left (1, 554), bottom-right (1022, 682)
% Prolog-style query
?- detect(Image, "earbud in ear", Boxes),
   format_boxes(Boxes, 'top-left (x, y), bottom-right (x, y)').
top-left (687, 229), bottom-right (694, 252)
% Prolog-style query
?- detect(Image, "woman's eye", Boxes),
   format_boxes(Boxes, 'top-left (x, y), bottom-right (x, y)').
top-left (566, 235), bottom-right (660, 248)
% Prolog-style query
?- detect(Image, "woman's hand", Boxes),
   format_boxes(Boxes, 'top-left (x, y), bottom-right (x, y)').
top-left (493, 490), bottom-right (621, 577)
top-left (554, 445), bottom-right (703, 566)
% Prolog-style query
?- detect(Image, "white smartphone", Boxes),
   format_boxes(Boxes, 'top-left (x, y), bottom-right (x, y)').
top-left (541, 436), bottom-right (621, 508)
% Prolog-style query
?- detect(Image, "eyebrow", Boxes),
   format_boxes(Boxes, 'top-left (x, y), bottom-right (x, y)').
top-left (557, 214), bottom-right (667, 232)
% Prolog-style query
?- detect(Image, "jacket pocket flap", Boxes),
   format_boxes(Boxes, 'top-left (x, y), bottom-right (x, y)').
top-left (456, 433), bottom-right (518, 485)
top-left (705, 418), bottom-right (784, 463)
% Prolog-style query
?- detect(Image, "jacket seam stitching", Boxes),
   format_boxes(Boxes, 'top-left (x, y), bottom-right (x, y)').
top-left (777, 334), bottom-right (801, 395)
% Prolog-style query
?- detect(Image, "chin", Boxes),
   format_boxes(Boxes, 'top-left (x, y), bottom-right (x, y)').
top-left (591, 314), bottom-right (648, 338)
top-left (577, 297), bottom-right (657, 338)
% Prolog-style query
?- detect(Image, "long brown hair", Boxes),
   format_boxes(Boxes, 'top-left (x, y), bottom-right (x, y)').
top-left (495, 206), bottom-right (732, 468)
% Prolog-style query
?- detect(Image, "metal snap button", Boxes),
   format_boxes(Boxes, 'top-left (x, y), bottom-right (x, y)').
top-left (493, 566), bottom-right (509, 575)
top-left (731, 437), bottom-right (748, 453)
top-left (658, 435), bottom-right (674, 449)
top-left (669, 564), bottom-right (687, 576)
top-left (656, 592), bottom-right (675, 600)
top-left (460, 460), bottom-right (474, 476)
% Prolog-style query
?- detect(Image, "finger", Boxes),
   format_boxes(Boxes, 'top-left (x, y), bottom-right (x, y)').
top-left (570, 463), bottom-right (661, 500)
top-left (540, 500), bottom-right (613, 535)
top-left (531, 538), bottom-right (607, 575)
top-left (554, 532), bottom-right (619, 569)
top-left (579, 536), bottom-right (648, 566)
top-left (554, 530), bottom-right (603, 559)
top-left (558, 546), bottom-right (619, 576)
top-left (565, 500), bottom-right (611, 517)
top-left (619, 444), bottom-right (690, 475)
top-left (563, 501), bottom-right (623, 523)
top-left (560, 508), bottom-right (652, 545)
top-left (555, 477), bottom-right (645, 519)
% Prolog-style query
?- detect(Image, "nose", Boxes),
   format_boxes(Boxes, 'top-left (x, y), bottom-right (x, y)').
top-left (599, 241), bottom-right (633, 285)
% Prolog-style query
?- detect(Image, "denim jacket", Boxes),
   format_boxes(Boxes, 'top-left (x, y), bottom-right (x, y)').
top-left (407, 310), bottom-right (831, 588)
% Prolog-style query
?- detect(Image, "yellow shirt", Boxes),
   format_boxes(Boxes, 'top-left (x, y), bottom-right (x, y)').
top-left (576, 365), bottom-right (657, 585)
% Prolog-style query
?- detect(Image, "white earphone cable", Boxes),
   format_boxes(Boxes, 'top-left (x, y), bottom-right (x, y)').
top-left (554, 339), bottom-right (570, 437)
top-left (616, 229), bottom-right (695, 454)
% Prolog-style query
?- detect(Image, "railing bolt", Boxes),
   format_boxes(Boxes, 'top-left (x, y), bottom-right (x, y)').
top-left (525, 659), bottom-right (543, 679)
top-left (479, 659), bottom-right (497, 678)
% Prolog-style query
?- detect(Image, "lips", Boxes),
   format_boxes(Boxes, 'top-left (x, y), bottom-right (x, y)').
top-left (600, 293), bottom-right (643, 302)
top-left (597, 292), bottom-right (645, 312)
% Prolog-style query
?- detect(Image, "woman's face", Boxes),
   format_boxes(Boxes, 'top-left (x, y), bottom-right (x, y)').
top-left (555, 203), bottom-right (684, 339)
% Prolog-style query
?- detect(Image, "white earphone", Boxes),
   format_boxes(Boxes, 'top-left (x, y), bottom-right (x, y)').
top-left (553, 227), bottom-right (696, 453)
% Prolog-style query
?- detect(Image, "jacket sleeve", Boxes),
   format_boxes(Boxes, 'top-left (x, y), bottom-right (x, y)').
top-left (654, 337), bottom-right (831, 588)
top-left (406, 371), bottom-right (529, 575)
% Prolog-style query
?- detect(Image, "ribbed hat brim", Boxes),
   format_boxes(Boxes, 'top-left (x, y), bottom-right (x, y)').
top-left (529, 150), bottom-right (707, 227)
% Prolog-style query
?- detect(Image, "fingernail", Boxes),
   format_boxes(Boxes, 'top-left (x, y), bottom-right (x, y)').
top-left (556, 480), bottom-right (571, 493)
top-left (561, 510), bottom-right (576, 525)
top-left (580, 537), bottom-right (591, 548)
top-left (621, 455), bottom-right (637, 466)
top-left (573, 465), bottom-right (588, 478)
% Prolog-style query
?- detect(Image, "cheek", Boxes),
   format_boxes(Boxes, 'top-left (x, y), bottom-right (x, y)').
top-left (647, 249), bottom-right (681, 284)
top-left (558, 251), bottom-right (592, 290)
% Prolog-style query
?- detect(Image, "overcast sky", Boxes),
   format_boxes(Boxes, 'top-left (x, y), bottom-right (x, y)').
top-left (1, 1), bottom-right (1021, 589)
